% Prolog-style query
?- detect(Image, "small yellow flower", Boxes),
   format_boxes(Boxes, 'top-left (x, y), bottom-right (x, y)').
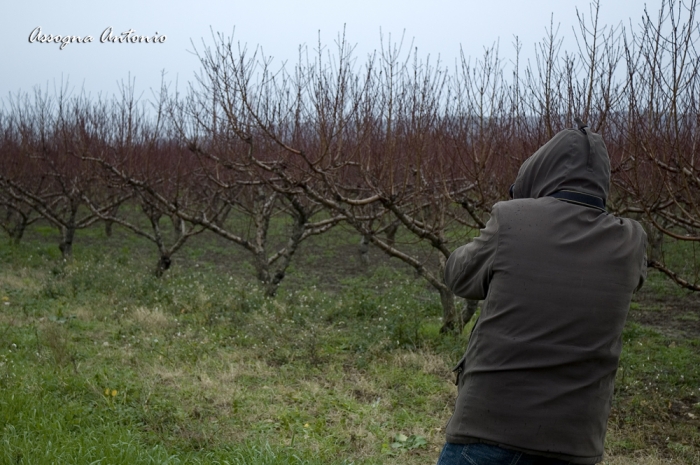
top-left (105, 388), bottom-right (110, 396)
top-left (303, 423), bottom-right (310, 428)
top-left (111, 389), bottom-right (118, 397)
top-left (1, 296), bottom-right (8, 301)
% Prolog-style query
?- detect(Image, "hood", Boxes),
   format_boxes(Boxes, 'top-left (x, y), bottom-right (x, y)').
top-left (512, 122), bottom-right (610, 203)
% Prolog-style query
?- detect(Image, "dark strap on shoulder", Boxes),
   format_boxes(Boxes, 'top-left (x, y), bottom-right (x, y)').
top-left (549, 190), bottom-right (606, 212)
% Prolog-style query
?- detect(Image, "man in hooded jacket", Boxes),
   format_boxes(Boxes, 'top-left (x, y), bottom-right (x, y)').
top-left (436, 121), bottom-right (647, 465)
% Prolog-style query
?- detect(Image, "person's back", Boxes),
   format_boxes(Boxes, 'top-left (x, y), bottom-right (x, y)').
top-left (438, 121), bottom-right (647, 464)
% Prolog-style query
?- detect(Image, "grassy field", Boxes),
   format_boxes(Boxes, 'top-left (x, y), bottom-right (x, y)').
top-left (1, 221), bottom-right (699, 464)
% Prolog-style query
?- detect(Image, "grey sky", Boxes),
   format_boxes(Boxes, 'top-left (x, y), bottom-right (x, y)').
top-left (1, 0), bottom-right (659, 101)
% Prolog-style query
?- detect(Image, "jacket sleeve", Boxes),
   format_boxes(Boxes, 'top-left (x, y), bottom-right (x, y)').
top-left (444, 205), bottom-right (500, 300)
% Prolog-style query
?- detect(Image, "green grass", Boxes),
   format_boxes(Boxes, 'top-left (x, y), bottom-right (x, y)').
top-left (1, 224), bottom-right (699, 464)
top-left (0, 235), bottom-right (462, 464)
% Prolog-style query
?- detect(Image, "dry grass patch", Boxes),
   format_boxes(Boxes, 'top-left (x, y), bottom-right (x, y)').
top-left (36, 321), bottom-right (75, 368)
top-left (133, 346), bottom-right (448, 462)
top-left (0, 267), bottom-right (45, 293)
top-left (602, 452), bottom-right (695, 464)
top-left (392, 350), bottom-right (451, 378)
top-left (0, 309), bottom-right (21, 327)
top-left (70, 305), bottom-right (98, 321)
top-left (130, 306), bottom-right (173, 331)
top-left (149, 363), bottom-right (186, 388)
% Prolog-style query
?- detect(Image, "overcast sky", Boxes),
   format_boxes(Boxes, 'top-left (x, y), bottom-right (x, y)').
top-left (1, 0), bottom-right (660, 102)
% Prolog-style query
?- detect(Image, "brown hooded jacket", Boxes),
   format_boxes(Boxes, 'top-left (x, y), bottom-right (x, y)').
top-left (443, 123), bottom-right (647, 463)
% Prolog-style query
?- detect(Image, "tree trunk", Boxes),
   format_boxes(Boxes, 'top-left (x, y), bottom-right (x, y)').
top-left (104, 204), bottom-right (120, 237)
top-left (9, 213), bottom-right (28, 245)
top-left (59, 225), bottom-right (76, 260)
top-left (461, 299), bottom-right (479, 327)
top-left (358, 234), bottom-right (370, 268)
top-left (265, 205), bottom-right (309, 297)
top-left (2, 208), bottom-right (28, 245)
top-left (59, 202), bottom-right (79, 260)
top-left (254, 250), bottom-right (271, 289)
top-left (155, 255), bottom-right (172, 277)
top-left (264, 281), bottom-right (278, 298)
top-left (644, 221), bottom-right (664, 263)
top-left (439, 287), bottom-right (459, 334)
top-left (11, 221), bottom-right (26, 245)
top-left (104, 219), bottom-right (114, 237)
top-left (385, 221), bottom-right (399, 248)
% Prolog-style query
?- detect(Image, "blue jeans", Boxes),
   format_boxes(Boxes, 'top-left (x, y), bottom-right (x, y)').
top-left (436, 442), bottom-right (574, 465)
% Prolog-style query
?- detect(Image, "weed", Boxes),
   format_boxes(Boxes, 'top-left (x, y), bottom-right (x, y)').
top-left (0, 225), bottom-right (698, 464)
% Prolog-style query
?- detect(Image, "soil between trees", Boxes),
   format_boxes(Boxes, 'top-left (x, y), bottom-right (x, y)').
top-left (630, 287), bottom-right (700, 340)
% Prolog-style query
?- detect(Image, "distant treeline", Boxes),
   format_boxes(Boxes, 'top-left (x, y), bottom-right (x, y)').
top-left (2, 0), bottom-right (699, 333)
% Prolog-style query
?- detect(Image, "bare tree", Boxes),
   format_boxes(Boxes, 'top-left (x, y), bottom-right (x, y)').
top-left (613, 0), bottom-right (700, 290)
top-left (0, 87), bottom-right (125, 259)
top-left (79, 82), bottom-right (208, 276)
top-left (172, 75), bottom-right (343, 296)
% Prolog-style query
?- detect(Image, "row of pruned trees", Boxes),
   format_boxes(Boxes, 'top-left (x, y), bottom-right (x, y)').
top-left (2, 0), bottom-right (700, 332)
